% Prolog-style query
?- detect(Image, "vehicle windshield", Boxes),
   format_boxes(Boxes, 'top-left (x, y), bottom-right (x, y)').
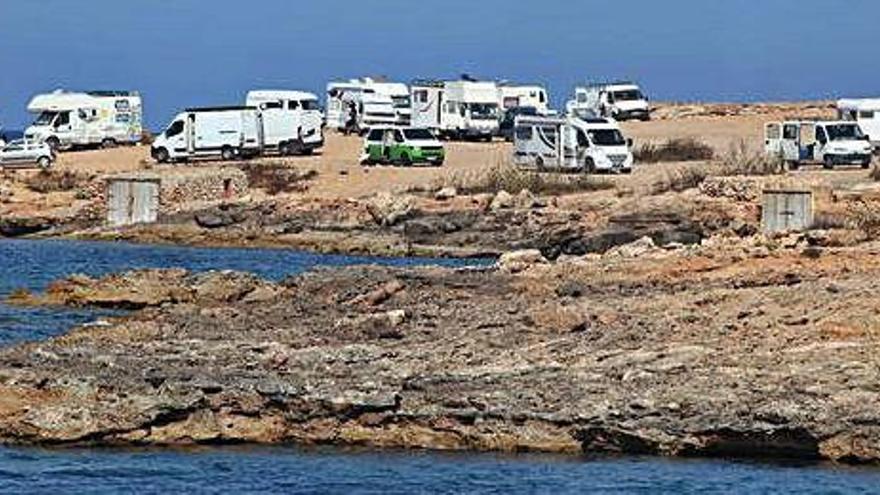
top-left (301, 99), bottom-right (320, 111)
top-left (468, 103), bottom-right (499, 119)
top-left (402, 128), bottom-right (435, 140)
top-left (33, 111), bottom-right (57, 126)
top-left (612, 90), bottom-right (643, 101)
top-left (587, 128), bottom-right (626, 146)
top-left (391, 96), bottom-right (411, 109)
top-left (826, 124), bottom-right (865, 141)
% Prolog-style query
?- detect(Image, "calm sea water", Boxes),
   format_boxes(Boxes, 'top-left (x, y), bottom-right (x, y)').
top-left (1, 238), bottom-right (878, 493)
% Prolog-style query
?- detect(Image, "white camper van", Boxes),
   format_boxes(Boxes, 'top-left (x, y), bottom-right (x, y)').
top-left (838, 99), bottom-right (880, 150)
top-left (245, 90), bottom-right (324, 155)
top-left (567, 82), bottom-right (650, 121)
top-left (498, 84), bottom-right (550, 114)
top-left (325, 80), bottom-right (402, 133)
top-left (764, 120), bottom-right (873, 169)
top-left (25, 90), bottom-right (143, 150)
top-left (513, 115), bottom-right (634, 173)
top-left (151, 106), bottom-right (262, 163)
top-left (411, 80), bottom-right (500, 141)
top-left (367, 81), bottom-right (412, 126)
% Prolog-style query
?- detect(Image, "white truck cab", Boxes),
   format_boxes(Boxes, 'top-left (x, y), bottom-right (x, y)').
top-left (837, 99), bottom-right (880, 150)
top-left (765, 120), bottom-right (873, 169)
top-left (513, 115), bottom-right (634, 173)
top-left (568, 82), bottom-right (650, 122)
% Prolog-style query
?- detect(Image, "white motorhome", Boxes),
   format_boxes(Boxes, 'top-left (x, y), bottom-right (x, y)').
top-left (838, 99), bottom-right (880, 150)
top-left (325, 79), bottom-right (401, 132)
top-left (513, 115), bottom-right (634, 173)
top-left (411, 80), bottom-right (500, 141)
top-left (367, 81), bottom-right (412, 126)
top-left (25, 90), bottom-right (143, 150)
top-left (151, 106), bottom-right (262, 163)
top-left (567, 82), bottom-right (650, 121)
top-left (764, 120), bottom-right (873, 169)
top-left (498, 84), bottom-right (550, 114)
top-left (245, 90), bottom-right (324, 155)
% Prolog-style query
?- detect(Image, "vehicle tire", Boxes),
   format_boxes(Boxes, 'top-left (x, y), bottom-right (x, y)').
top-left (279, 141), bottom-right (291, 156)
top-left (787, 160), bottom-right (799, 171)
top-left (399, 153), bottom-right (412, 167)
top-left (221, 146), bottom-right (236, 161)
top-left (101, 138), bottom-right (117, 149)
top-left (291, 140), bottom-right (306, 156)
top-left (153, 147), bottom-right (170, 163)
top-left (37, 156), bottom-right (52, 169)
top-left (862, 158), bottom-right (872, 169)
top-left (536, 156), bottom-right (545, 172)
top-left (823, 155), bottom-right (835, 170)
top-left (584, 158), bottom-right (596, 174)
top-left (45, 137), bottom-right (61, 152)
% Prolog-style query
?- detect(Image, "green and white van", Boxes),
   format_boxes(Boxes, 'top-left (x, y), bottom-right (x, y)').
top-left (361, 127), bottom-right (445, 166)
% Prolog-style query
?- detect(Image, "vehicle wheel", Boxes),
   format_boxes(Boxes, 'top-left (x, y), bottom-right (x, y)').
top-left (823, 155), bottom-right (835, 170)
top-left (536, 156), bottom-right (545, 172)
top-left (153, 147), bottom-right (170, 163)
top-left (101, 138), bottom-right (117, 149)
top-left (37, 156), bottom-right (52, 169)
top-left (45, 137), bottom-right (61, 152)
top-left (291, 140), bottom-right (306, 155)
top-left (862, 158), bottom-right (872, 169)
top-left (640, 115), bottom-right (651, 122)
top-left (787, 160), bottom-right (799, 171)
top-left (279, 141), bottom-right (291, 156)
top-left (221, 146), bottom-right (236, 161)
top-left (399, 153), bottom-right (412, 167)
top-left (584, 158), bottom-right (596, 174)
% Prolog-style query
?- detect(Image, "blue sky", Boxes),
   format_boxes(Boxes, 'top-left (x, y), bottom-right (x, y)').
top-left (1, 0), bottom-right (878, 129)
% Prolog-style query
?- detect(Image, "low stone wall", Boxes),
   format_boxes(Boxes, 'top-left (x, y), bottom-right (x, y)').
top-left (699, 175), bottom-right (833, 203)
top-left (95, 167), bottom-right (248, 221)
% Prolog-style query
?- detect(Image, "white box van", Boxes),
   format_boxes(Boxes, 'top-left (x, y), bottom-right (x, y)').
top-left (838, 99), bottom-right (880, 150)
top-left (567, 82), bottom-right (650, 121)
top-left (151, 106), bottom-right (262, 163)
top-left (246, 90), bottom-right (324, 155)
top-left (25, 90), bottom-right (143, 150)
top-left (411, 80), bottom-right (500, 141)
top-left (513, 115), bottom-right (634, 173)
top-left (498, 84), bottom-right (550, 114)
top-left (765, 120), bottom-right (873, 169)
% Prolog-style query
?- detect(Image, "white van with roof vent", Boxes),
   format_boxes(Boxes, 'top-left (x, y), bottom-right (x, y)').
top-left (246, 90), bottom-right (324, 155)
top-left (513, 115), bottom-right (634, 173)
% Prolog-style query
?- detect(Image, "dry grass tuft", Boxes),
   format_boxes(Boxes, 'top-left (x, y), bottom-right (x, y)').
top-left (435, 165), bottom-right (615, 196)
top-left (24, 170), bottom-right (93, 193)
top-left (235, 161), bottom-right (318, 195)
top-left (717, 141), bottom-right (786, 176)
top-left (634, 138), bottom-right (714, 163)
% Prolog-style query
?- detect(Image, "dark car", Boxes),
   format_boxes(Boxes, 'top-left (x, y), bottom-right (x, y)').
top-left (499, 106), bottom-right (539, 141)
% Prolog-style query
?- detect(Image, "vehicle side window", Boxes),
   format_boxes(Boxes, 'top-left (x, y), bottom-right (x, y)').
top-left (367, 129), bottom-right (384, 141)
top-left (3, 144), bottom-right (23, 152)
top-left (289, 101), bottom-right (300, 110)
top-left (166, 120), bottom-right (184, 138)
top-left (394, 130), bottom-right (404, 143)
top-left (577, 130), bottom-right (590, 147)
top-left (782, 125), bottom-right (798, 140)
top-left (541, 126), bottom-right (557, 141)
top-left (515, 126), bottom-right (533, 140)
top-left (414, 90), bottom-right (427, 103)
top-left (539, 91), bottom-right (546, 104)
top-left (262, 101), bottom-right (283, 110)
top-left (56, 112), bottom-right (70, 126)
top-left (816, 126), bottom-right (828, 144)
top-left (861, 111), bottom-right (875, 119)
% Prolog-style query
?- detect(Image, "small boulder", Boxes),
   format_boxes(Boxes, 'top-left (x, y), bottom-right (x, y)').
top-left (366, 192), bottom-right (416, 227)
top-left (434, 187), bottom-right (457, 201)
top-left (490, 190), bottom-right (515, 211)
top-left (497, 249), bottom-right (548, 273)
top-left (604, 236), bottom-right (657, 258)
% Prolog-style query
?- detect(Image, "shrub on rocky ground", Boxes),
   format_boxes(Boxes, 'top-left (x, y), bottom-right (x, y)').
top-left (24, 170), bottom-right (93, 193)
top-left (651, 165), bottom-right (711, 195)
top-left (235, 161), bottom-right (317, 195)
top-left (634, 138), bottom-right (714, 163)
top-left (717, 141), bottom-right (786, 176)
top-left (436, 165), bottom-right (614, 196)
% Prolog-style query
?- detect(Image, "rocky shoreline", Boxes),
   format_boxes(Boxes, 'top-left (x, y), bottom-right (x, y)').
top-left (3, 237), bottom-right (880, 463)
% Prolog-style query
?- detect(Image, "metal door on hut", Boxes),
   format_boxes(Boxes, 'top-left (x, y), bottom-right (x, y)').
top-left (107, 179), bottom-right (159, 226)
